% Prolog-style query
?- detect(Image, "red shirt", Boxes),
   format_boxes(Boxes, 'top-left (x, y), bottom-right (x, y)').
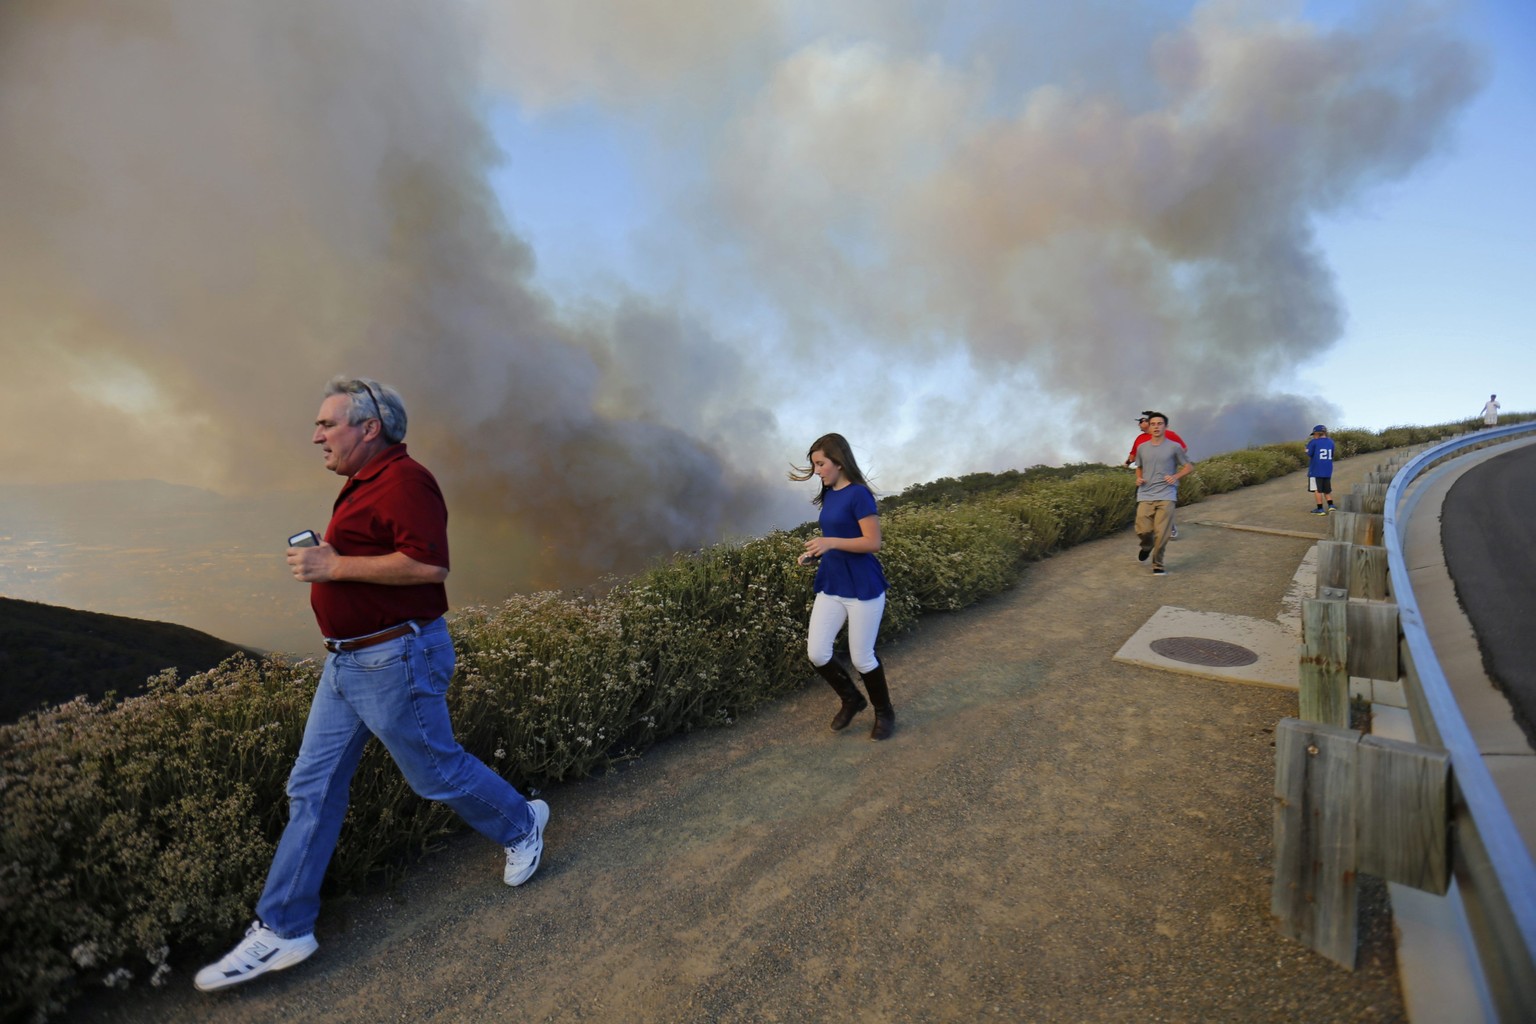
top-left (1127, 429), bottom-right (1187, 464)
top-left (311, 444), bottom-right (450, 640)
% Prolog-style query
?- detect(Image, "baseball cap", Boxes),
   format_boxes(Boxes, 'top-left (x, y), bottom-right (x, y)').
top-left (1312, 424), bottom-right (1328, 433)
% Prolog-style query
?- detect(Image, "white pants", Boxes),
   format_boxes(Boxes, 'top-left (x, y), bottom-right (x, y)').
top-left (807, 591), bottom-right (886, 674)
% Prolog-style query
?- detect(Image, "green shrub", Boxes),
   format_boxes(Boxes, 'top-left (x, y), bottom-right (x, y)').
top-left (991, 491), bottom-right (1062, 558)
top-left (1331, 428), bottom-right (1383, 459)
top-left (880, 502), bottom-right (1024, 617)
top-left (1058, 472), bottom-right (1139, 538)
top-left (1, 657), bottom-right (317, 1020)
top-left (1181, 459), bottom-right (1236, 502)
top-left (1174, 443), bottom-right (1301, 504)
top-left (1221, 447), bottom-right (1303, 483)
top-left (880, 462), bottom-right (1117, 512)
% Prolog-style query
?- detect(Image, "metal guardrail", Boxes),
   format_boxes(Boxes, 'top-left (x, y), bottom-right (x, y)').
top-left (1383, 422), bottom-right (1536, 1021)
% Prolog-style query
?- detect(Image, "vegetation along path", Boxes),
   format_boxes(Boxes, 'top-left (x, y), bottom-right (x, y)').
top-left (86, 453), bottom-right (1404, 1023)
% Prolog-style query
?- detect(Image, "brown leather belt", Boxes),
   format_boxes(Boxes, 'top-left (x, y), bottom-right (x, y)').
top-left (324, 619), bottom-right (433, 654)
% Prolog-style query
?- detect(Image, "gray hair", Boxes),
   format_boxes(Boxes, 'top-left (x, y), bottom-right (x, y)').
top-left (325, 376), bottom-right (407, 443)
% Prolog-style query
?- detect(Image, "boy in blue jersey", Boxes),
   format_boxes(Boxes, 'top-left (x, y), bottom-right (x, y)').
top-left (1306, 425), bottom-right (1336, 515)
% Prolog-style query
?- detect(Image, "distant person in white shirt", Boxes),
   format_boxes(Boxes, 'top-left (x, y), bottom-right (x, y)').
top-left (1481, 394), bottom-right (1501, 428)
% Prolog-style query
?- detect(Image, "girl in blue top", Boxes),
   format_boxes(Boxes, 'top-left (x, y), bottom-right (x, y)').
top-left (790, 433), bottom-right (895, 740)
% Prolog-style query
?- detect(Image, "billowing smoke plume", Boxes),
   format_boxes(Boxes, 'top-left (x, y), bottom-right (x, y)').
top-left (480, 0), bottom-right (1481, 468)
top-left (0, 0), bottom-right (801, 606)
top-left (0, 1), bottom-right (1483, 639)
top-left (681, 2), bottom-right (1482, 461)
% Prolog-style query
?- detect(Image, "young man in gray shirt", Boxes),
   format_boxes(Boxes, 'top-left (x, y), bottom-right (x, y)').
top-left (1134, 413), bottom-right (1193, 575)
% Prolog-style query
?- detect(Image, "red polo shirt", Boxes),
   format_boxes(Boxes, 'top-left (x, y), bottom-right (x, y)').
top-left (311, 444), bottom-right (450, 640)
top-left (1127, 428), bottom-right (1187, 464)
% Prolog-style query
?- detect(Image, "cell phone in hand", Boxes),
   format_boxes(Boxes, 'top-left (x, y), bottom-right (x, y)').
top-left (288, 530), bottom-right (320, 548)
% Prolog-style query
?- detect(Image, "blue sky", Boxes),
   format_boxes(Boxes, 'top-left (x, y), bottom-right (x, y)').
top-left (1304, 0), bottom-right (1534, 429)
top-left (482, 0), bottom-right (1533, 484)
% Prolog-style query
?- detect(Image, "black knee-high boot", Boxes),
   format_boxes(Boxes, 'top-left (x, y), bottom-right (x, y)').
top-left (813, 659), bottom-right (868, 731)
top-left (860, 664), bottom-right (895, 740)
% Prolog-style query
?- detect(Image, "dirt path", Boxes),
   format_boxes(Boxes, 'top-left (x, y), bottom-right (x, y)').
top-left (81, 456), bottom-right (1405, 1024)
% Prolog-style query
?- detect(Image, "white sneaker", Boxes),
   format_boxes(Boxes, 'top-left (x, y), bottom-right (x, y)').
top-left (194, 920), bottom-right (317, 992)
top-left (503, 799), bottom-right (550, 886)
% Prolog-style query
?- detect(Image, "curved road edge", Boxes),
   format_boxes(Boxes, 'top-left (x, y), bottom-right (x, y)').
top-left (1371, 433), bottom-right (1536, 1024)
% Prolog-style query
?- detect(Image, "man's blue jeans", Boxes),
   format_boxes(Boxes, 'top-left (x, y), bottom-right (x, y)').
top-left (256, 618), bottom-right (534, 938)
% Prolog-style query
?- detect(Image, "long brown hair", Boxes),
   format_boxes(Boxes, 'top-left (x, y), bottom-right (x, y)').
top-left (788, 432), bottom-right (872, 506)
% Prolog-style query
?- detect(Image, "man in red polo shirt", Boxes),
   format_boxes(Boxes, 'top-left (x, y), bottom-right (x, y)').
top-left (196, 377), bottom-right (549, 992)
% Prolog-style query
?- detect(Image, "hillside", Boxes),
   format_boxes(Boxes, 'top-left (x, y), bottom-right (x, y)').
top-left (0, 596), bottom-right (254, 721)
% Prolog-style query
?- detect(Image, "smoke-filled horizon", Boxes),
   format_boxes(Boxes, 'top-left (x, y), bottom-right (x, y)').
top-left (0, 0), bottom-right (1484, 604)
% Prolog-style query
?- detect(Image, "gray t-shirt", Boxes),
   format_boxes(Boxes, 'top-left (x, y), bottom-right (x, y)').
top-left (1136, 439), bottom-right (1190, 501)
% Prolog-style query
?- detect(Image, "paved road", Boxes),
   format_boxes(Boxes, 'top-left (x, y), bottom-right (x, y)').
top-left (79, 454), bottom-right (1405, 1024)
top-left (1441, 442), bottom-right (1536, 748)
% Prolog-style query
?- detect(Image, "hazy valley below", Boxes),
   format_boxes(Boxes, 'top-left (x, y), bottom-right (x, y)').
top-left (0, 476), bottom-right (803, 659)
top-left (1, 480), bottom-right (357, 655)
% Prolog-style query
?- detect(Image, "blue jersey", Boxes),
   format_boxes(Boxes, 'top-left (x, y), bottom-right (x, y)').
top-left (1306, 437), bottom-right (1335, 477)
top-left (812, 483), bottom-right (888, 600)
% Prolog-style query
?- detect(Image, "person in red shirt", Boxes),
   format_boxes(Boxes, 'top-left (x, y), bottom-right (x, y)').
top-left (1125, 412), bottom-right (1189, 539)
top-left (1125, 412), bottom-right (1187, 466)
top-left (196, 377), bottom-right (548, 993)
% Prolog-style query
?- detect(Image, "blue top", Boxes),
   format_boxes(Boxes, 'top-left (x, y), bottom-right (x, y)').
top-left (1306, 436), bottom-right (1335, 477)
top-left (812, 483), bottom-right (888, 600)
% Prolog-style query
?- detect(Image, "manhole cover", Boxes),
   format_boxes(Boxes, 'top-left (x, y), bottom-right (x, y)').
top-left (1149, 636), bottom-right (1259, 667)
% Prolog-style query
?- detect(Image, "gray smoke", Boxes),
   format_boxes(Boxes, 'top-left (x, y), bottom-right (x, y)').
top-left (0, 0), bottom-right (800, 607)
top-left (0, 1), bottom-right (1485, 630)
top-left (681, 2), bottom-right (1481, 465)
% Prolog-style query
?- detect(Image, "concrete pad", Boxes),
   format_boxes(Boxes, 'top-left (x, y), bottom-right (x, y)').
top-left (1350, 676), bottom-right (1406, 707)
top-left (1387, 880), bottom-right (1492, 1024)
top-left (1374, 703), bottom-right (1498, 1023)
top-left (1113, 605), bottom-right (1299, 690)
top-left (1372, 704), bottom-right (1414, 739)
top-left (1279, 544), bottom-right (1317, 631)
top-left (1403, 506), bottom-right (1448, 574)
top-left (1439, 660), bottom-right (1534, 755)
top-left (1488, 754), bottom-right (1536, 858)
top-left (1409, 566), bottom-right (1476, 638)
top-left (1372, 676), bottom-right (1407, 708)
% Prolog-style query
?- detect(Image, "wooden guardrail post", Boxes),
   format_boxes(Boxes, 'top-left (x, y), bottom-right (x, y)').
top-left (1273, 718), bottom-right (1450, 968)
top-left (1301, 598), bottom-right (1349, 727)
top-left (1347, 546), bottom-right (1389, 600)
top-left (1331, 511), bottom-right (1383, 547)
top-left (1316, 540), bottom-right (1350, 600)
top-left (1274, 719), bottom-right (1359, 966)
top-left (1312, 486), bottom-right (1400, 697)
top-left (1356, 734), bottom-right (1450, 893)
top-left (1345, 600), bottom-right (1398, 682)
